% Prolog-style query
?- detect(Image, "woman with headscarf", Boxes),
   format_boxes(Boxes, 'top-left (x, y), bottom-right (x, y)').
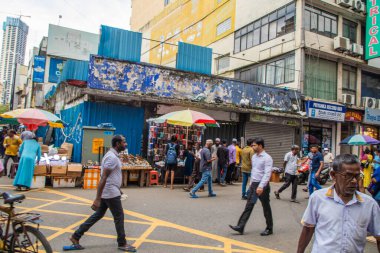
top-left (13, 134), bottom-right (41, 191)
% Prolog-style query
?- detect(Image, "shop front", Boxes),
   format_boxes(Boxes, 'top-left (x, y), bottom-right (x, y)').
top-left (362, 108), bottom-right (380, 149)
top-left (303, 100), bottom-right (346, 156)
top-left (245, 114), bottom-right (300, 167)
top-left (341, 110), bottom-right (363, 155)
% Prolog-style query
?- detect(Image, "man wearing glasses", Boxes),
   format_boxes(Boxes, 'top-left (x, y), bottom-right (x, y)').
top-left (297, 154), bottom-right (380, 253)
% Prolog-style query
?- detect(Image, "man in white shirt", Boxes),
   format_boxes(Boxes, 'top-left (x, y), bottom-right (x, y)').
top-left (297, 154), bottom-right (380, 253)
top-left (229, 137), bottom-right (274, 236)
top-left (274, 145), bottom-right (300, 203)
top-left (323, 148), bottom-right (334, 167)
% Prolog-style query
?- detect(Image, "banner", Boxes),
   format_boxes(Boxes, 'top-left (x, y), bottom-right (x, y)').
top-left (32, 56), bottom-right (46, 83)
top-left (306, 100), bottom-right (346, 122)
top-left (48, 58), bottom-right (65, 83)
top-left (364, 108), bottom-right (380, 125)
top-left (366, 0), bottom-right (380, 60)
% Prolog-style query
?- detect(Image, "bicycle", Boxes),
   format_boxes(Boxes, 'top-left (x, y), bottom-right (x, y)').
top-left (0, 192), bottom-right (52, 252)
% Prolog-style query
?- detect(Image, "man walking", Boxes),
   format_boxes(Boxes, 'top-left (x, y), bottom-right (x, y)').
top-left (217, 140), bottom-right (229, 186)
top-left (69, 135), bottom-right (136, 252)
top-left (308, 144), bottom-right (324, 195)
top-left (211, 138), bottom-right (221, 182)
top-left (323, 148), bottom-right (334, 168)
top-left (189, 140), bottom-right (216, 198)
top-left (229, 137), bottom-right (274, 236)
top-left (3, 130), bottom-right (22, 176)
top-left (241, 138), bottom-right (254, 200)
top-left (274, 145), bottom-right (300, 203)
top-left (183, 143), bottom-right (203, 192)
top-left (226, 139), bottom-right (237, 184)
top-left (297, 154), bottom-right (380, 253)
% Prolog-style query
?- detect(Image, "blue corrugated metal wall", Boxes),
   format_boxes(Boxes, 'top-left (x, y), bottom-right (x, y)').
top-left (55, 102), bottom-right (144, 163)
top-left (176, 42), bottom-right (212, 75)
top-left (61, 60), bottom-right (89, 82)
top-left (98, 25), bottom-right (142, 62)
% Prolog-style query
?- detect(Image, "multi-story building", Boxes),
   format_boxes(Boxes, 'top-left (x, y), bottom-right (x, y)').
top-left (131, 0), bottom-right (380, 157)
top-left (0, 17), bottom-right (29, 105)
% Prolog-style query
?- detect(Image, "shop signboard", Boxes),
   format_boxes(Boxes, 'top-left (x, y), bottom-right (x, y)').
top-left (32, 56), bottom-right (45, 83)
top-left (345, 111), bottom-right (363, 122)
top-left (250, 114), bottom-right (300, 127)
top-left (306, 100), bottom-right (346, 122)
top-left (364, 108), bottom-right (380, 125)
top-left (366, 0), bottom-right (380, 60)
top-left (48, 58), bottom-right (65, 83)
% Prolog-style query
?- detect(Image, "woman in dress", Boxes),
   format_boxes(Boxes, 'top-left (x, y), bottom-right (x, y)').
top-left (361, 148), bottom-right (373, 188)
top-left (13, 135), bottom-right (41, 191)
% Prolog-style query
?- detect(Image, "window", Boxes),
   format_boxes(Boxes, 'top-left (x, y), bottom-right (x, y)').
top-left (234, 2), bottom-right (295, 53)
top-left (216, 55), bottom-right (230, 72)
top-left (217, 18), bottom-right (232, 36)
top-left (342, 65), bottom-right (357, 91)
top-left (343, 19), bottom-right (357, 43)
top-left (237, 54), bottom-right (295, 85)
top-left (305, 5), bottom-right (337, 38)
top-left (362, 71), bottom-right (380, 99)
top-left (164, 0), bottom-right (170, 6)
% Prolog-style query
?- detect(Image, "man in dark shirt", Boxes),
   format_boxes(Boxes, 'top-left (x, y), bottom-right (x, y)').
top-left (308, 144), bottom-right (324, 195)
top-left (217, 140), bottom-right (229, 186)
top-left (164, 136), bottom-right (180, 189)
top-left (189, 140), bottom-right (217, 198)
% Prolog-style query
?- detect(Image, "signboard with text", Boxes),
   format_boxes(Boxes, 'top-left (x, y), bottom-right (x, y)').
top-left (364, 108), bottom-right (380, 125)
top-left (32, 56), bottom-right (45, 83)
top-left (345, 111), bottom-right (363, 122)
top-left (366, 0), bottom-right (380, 60)
top-left (48, 58), bottom-right (65, 83)
top-left (306, 100), bottom-right (346, 122)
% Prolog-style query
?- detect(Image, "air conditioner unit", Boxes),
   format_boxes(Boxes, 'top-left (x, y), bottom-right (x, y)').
top-left (334, 36), bottom-right (351, 52)
top-left (337, 0), bottom-right (352, 7)
top-left (362, 97), bottom-right (377, 108)
top-left (377, 99), bottom-right (380, 109)
top-left (342, 94), bottom-right (355, 105)
top-left (352, 0), bottom-right (365, 12)
top-left (351, 43), bottom-right (364, 56)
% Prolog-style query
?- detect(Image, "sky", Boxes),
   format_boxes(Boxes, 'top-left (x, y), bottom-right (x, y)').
top-left (0, 0), bottom-right (132, 63)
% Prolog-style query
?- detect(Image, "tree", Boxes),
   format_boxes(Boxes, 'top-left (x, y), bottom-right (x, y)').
top-left (0, 104), bottom-right (10, 114)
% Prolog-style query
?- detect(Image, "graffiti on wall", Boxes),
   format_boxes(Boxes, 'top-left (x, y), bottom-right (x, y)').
top-left (88, 55), bottom-right (300, 112)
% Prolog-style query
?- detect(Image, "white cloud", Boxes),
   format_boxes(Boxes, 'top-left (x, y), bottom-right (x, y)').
top-left (0, 0), bottom-right (131, 62)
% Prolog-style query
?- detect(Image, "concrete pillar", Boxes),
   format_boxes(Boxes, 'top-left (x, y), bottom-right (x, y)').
top-left (352, 123), bottom-right (360, 156)
top-left (356, 67), bottom-right (362, 107)
top-left (336, 122), bottom-right (341, 155)
top-left (295, 0), bottom-right (305, 47)
top-left (338, 15), bottom-right (344, 37)
top-left (357, 24), bottom-right (362, 45)
top-left (337, 61), bottom-right (343, 102)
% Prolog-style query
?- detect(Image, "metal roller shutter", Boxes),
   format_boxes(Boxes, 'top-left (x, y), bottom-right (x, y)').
top-left (203, 121), bottom-right (243, 145)
top-left (245, 122), bottom-right (295, 168)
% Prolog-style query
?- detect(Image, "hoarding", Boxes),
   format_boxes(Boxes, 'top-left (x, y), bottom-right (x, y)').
top-left (364, 108), bottom-right (380, 125)
top-left (32, 56), bottom-right (46, 83)
top-left (48, 58), bottom-right (65, 83)
top-left (306, 100), bottom-right (346, 122)
top-left (366, 0), bottom-right (380, 60)
top-left (47, 24), bottom-right (99, 61)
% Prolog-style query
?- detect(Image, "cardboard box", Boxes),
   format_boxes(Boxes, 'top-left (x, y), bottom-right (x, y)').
top-left (30, 176), bottom-right (46, 189)
top-left (270, 172), bottom-right (280, 183)
top-left (53, 177), bottom-right (76, 188)
top-left (83, 168), bottom-right (100, 189)
top-left (61, 142), bottom-right (73, 160)
top-left (51, 160), bottom-right (68, 176)
top-left (129, 171), bottom-right (139, 181)
top-left (67, 163), bottom-right (83, 177)
top-left (34, 164), bottom-right (47, 175)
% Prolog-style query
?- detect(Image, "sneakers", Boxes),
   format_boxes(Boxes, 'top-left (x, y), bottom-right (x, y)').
top-left (118, 244), bottom-right (136, 252)
top-left (241, 196), bottom-right (248, 200)
top-left (183, 187), bottom-right (190, 192)
top-left (290, 199), bottom-right (300, 203)
top-left (189, 192), bottom-right (199, 198)
top-left (274, 191), bottom-right (280, 199)
top-left (208, 193), bottom-right (217, 197)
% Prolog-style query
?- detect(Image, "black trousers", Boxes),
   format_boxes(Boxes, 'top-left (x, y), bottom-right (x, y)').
top-left (73, 196), bottom-right (126, 246)
top-left (3, 155), bottom-right (18, 175)
top-left (237, 182), bottom-right (273, 230)
top-left (226, 163), bottom-right (235, 184)
top-left (278, 173), bottom-right (298, 200)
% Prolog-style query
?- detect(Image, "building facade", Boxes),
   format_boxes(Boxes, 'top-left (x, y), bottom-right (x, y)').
top-left (131, 0), bottom-right (380, 157)
top-left (0, 17), bottom-right (29, 105)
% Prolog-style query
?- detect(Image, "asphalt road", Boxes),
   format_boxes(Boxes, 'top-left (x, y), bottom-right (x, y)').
top-left (0, 177), bottom-right (377, 253)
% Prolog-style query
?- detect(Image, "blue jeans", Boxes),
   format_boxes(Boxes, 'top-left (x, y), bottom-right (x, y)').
top-left (192, 170), bottom-right (213, 194)
top-left (309, 171), bottom-right (321, 195)
top-left (217, 164), bottom-right (227, 184)
top-left (242, 172), bottom-right (251, 197)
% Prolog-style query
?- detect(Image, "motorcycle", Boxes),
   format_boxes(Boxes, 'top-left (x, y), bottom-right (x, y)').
top-left (297, 162), bottom-right (310, 185)
top-left (318, 165), bottom-right (331, 185)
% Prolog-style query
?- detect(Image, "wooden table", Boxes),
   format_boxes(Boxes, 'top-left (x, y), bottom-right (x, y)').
top-left (122, 166), bottom-right (152, 187)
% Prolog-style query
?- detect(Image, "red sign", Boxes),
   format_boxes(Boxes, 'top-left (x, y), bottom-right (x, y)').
top-left (345, 111), bottom-right (363, 122)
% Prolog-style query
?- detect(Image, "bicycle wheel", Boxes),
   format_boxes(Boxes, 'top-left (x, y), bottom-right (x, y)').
top-left (10, 225), bottom-right (52, 253)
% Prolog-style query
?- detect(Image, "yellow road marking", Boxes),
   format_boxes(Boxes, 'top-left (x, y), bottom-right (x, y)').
top-left (224, 241), bottom-right (232, 253)
top-left (46, 217), bottom-right (89, 241)
top-left (19, 197), bottom-right (70, 213)
top-left (133, 223), bottom-right (158, 248)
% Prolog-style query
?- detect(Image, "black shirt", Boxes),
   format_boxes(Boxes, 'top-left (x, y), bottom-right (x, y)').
top-left (217, 146), bottom-right (229, 166)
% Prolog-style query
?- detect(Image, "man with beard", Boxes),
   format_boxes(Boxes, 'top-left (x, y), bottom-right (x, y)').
top-left (69, 135), bottom-right (136, 252)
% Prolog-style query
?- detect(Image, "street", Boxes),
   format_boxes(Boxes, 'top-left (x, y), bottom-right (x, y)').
top-left (0, 178), bottom-right (377, 253)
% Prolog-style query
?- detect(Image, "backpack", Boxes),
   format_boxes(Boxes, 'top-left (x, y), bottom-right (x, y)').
top-left (166, 143), bottom-right (177, 165)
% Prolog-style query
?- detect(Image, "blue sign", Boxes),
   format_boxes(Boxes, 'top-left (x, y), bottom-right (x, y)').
top-left (48, 58), bottom-right (65, 83)
top-left (306, 100), bottom-right (346, 122)
top-left (364, 108), bottom-right (380, 126)
top-left (32, 56), bottom-right (46, 83)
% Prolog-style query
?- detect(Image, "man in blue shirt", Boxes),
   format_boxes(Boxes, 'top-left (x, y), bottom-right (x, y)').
top-left (308, 144), bottom-right (324, 195)
top-left (297, 154), bottom-right (380, 253)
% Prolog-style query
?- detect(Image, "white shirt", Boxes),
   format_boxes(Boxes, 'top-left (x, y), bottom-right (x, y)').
top-left (324, 152), bottom-right (334, 164)
top-left (250, 151), bottom-right (273, 188)
top-left (284, 151), bottom-right (298, 175)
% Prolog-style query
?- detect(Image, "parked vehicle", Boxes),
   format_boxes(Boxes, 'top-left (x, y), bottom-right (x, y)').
top-left (318, 165), bottom-right (331, 185)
